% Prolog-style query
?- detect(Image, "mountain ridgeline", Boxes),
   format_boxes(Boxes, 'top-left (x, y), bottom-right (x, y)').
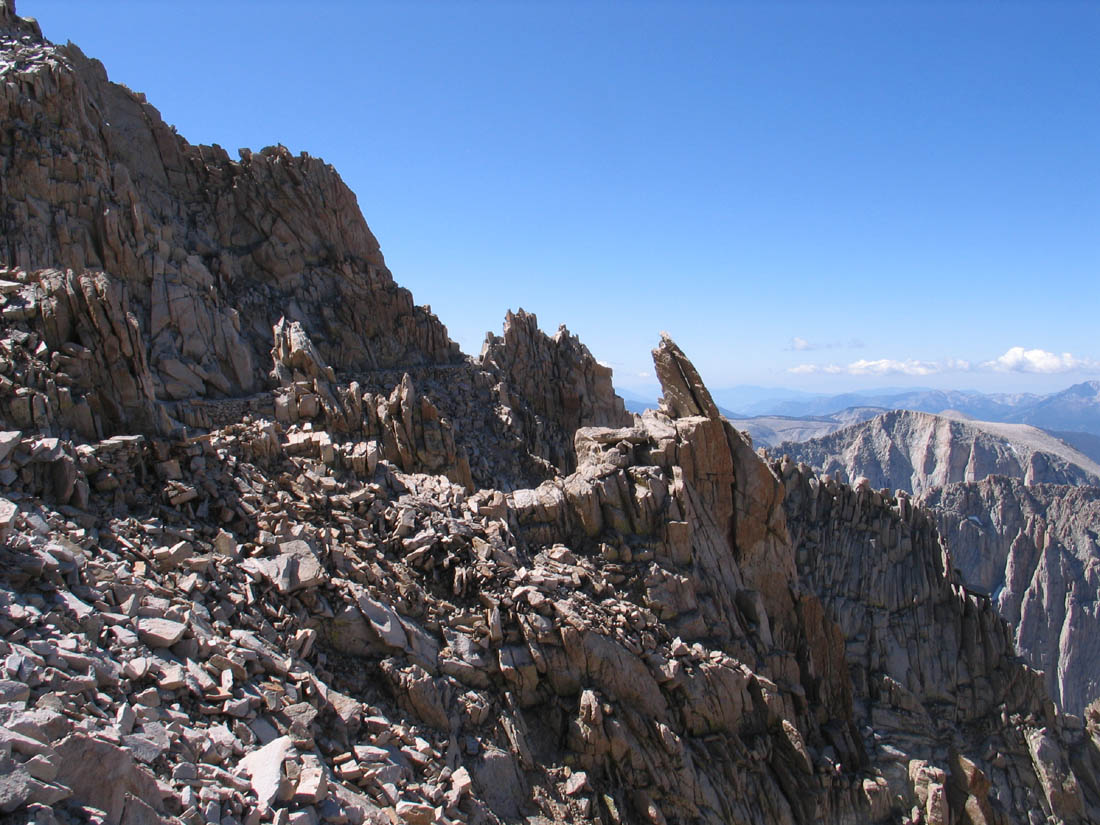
top-left (735, 382), bottom-right (1100, 436)
top-left (776, 409), bottom-right (1100, 497)
top-left (2, 4), bottom-right (1100, 825)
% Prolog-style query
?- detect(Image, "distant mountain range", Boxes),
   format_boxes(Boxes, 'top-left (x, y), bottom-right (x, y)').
top-left (619, 380), bottom-right (1100, 441)
top-left (621, 392), bottom-right (741, 419)
top-left (726, 380), bottom-right (1100, 436)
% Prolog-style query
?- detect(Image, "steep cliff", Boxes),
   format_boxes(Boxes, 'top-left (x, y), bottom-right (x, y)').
top-left (774, 403), bottom-right (1100, 717)
top-left (924, 478), bottom-right (1100, 716)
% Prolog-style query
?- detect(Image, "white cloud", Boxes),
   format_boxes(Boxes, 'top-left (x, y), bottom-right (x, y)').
top-left (787, 347), bottom-right (1098, 377)
top-left (982, 347), bottom-right (1099, 374)
top-left (788, 363), bottom-right (842, 375)
top-left (788, 358), bottom-right (959, 377)
top-left (786, 336), bottom-right (862, 352)
top-left (847, 358), bottom-right (940, 376)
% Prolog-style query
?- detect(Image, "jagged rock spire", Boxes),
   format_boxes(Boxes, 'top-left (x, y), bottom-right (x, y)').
top-left (479, 308), bottom-right (630, 473)
top-left (652, 332), bottom-right (720, 420)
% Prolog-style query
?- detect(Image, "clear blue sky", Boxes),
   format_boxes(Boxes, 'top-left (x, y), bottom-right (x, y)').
top-left (25, 1), bottom-right (1100, 397)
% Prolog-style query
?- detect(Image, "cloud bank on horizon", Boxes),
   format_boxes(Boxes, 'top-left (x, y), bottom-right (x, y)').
top-left (790, 347), bottom-right (1100, 377)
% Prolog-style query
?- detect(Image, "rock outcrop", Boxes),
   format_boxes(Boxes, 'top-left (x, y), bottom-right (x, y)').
top-left (1, 2), bottom-right (460, 424)
top-left (478, 309), bottom-right (630, 473)
top-left (924, 477), bottom-right (1100, 716)
top-left (777, 409), bottom-right (1100, 496)
top-left (1, 4), bottom-right (1099, 824)
top-left (0, 267), bottom-right (163, 439)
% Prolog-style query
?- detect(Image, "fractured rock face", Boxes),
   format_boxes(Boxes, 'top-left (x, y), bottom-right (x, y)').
top-left (271, 317), bottom-right (337, 387)
top-left (0, 268), bottom-right (161, 439)
top-left (652, 331), bottom-right (720, 420)
top-left (925, 477), bottom-right (1100, 716)
top-left (479, 308), bottom-right (630, 473)
top-left (1, 315), bottom-right (1098, 825)
top-left (0, 14), bottom-right (461, 412)
top-left (52, 734), bottom-right (166, 825)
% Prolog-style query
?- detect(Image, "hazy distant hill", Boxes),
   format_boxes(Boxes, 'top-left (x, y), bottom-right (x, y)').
top-left (623, 395), bottom-right (741, 418)
top-left (775, 409), bottom-right (1100, 496)
top-left (1001, 380), bottom-right (1100, 434)
top-left (723, 381), bottom-right (1100, 437)
top-left (724, 406), bottom-right (886, 447)
top-left (742, 388), bottom-right (1034, 420)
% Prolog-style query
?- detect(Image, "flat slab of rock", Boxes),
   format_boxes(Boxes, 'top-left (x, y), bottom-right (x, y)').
top-left (239, 734), bottom-right (294, 809)
top-left (242, 545), bottom-right (327, 594)
top-left (0, 680), bottom-right (30, 704)
top-left (294, 753), bottom-right (328, 804)
top-left (396, 800), bottom-right (435, 825)
top-left (0, 755), bottom-right (70, 813)
top-left (356, 589), bottom-right (408, 651)
top-left (0, 431), bottom-right (20, 464)
top-left (0, 497), bottom-right (17, 543)
top-left (53, 734), bottom-right (163, 824)
top-left (136, 617), bottom-right (187, 648)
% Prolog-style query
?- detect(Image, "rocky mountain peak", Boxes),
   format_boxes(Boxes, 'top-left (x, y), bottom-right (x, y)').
top-left (478, 308), bottom-right (629, 474)
top-left (1, 17), bottom-right (461, 432)
top-left (1066, 380), bottom-right (1100, 399)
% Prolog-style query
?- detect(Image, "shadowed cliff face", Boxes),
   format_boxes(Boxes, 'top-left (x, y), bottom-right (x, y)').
top-left (925, 478), bottom-right (1100, 716)
top-left (1, 3), bottom-right (1100, 823)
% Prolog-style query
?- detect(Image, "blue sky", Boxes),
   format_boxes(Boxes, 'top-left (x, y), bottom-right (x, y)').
top-left (25, 1), bottom-right (1099, 396)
